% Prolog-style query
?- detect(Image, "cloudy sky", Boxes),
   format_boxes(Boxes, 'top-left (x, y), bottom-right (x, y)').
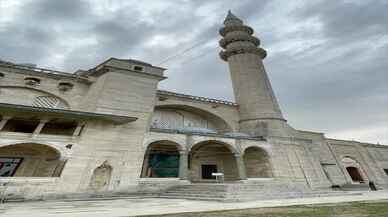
top-left (0, 0), bottom-right (387, 144)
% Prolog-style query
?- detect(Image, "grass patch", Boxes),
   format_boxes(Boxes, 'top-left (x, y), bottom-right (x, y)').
top-left (139, 200), bottom-right (388, 217)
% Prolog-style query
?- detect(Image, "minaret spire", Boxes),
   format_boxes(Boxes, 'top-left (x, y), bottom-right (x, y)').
top-left (224, 10), bottom-right (243, 24)
top-left (219, 11), bottom-right (291, 137)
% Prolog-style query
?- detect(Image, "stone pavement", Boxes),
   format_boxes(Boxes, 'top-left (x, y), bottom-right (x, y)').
top-left (1, 191), bottom-right (388, 217)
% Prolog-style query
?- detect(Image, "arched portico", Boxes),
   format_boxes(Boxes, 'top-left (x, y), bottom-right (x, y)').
top-left (0, 143), bottom-right (65, 177)
top-left (188, 140), bottom-right (246, 182)
top-left (141, 140), bottom-right (183, 178)
top-left (243, 146), bottom-right (273, 178)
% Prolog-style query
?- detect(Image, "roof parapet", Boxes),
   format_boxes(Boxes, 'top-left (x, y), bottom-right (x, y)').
top-left (157, 90), bottom-right (238, 106)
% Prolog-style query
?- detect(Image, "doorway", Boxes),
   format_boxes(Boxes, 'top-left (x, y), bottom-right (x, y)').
top-left (201, 164), bottom-right (217, 179)
top-left (346, 167), bottom-right (364, 183)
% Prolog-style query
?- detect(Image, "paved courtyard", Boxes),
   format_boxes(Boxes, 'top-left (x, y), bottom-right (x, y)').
top-left (1, 191), bottom-right (388, 217)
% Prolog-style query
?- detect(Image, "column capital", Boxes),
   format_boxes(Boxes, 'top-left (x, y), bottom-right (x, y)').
top-left (77, 121), bottom-right (87, 125)
top-left (179, 150), bottom-right (188, 155)
top-left (234, 153), bottom-right (242, 158)
top-left (39, 118), bottom-right (51, 123)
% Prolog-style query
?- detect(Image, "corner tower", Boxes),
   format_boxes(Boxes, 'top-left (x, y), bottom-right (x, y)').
top-left (219, 11), bottom-right (292, 137)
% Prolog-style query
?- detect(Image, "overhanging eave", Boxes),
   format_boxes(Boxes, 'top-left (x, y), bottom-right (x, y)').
top-left (0, 103), bottom-right (137, 124)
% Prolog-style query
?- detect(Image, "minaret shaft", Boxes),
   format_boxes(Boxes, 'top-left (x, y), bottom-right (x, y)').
top-left (228, 53), bottom-right (283, 121)
top-left (220, 11), bottom-right (290, 137)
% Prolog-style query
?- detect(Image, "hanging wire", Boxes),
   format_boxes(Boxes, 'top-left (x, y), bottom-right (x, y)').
top-left (157, 37), bottom-right (216, 65)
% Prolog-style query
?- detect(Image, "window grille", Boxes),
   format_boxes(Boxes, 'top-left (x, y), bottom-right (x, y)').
top-left (32, 96), bottom-right (67, 109)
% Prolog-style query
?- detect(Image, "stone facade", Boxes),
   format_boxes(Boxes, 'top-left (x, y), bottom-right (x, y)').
top-left (0, 11), bottom-right (387, 201)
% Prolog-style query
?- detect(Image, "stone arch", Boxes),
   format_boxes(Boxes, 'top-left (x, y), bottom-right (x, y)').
top-left (89, 160), bottom-right (113, 191)
top-left (189, 140), bottom-right (239, 182)
top-left (0, 141), bottom-right (68, 158)
top-left (189, 139), bottom-right (238, 154)
top-left (141, 140), bottom-right (182, 178)
top-left (0, 143), bottom-right (65, 177)
top-left (243, 146), bottom-right (272, 178)
top-left (144, 136), bottom-right (186, 151)
top-left (341, 156), bottom-right (368, 183)
top-left (152, 104), bottom-right (234, 132)
top-left (144, 139), bottom-right (184, 151)
top-left (0, 86), bottom-right (70, 109)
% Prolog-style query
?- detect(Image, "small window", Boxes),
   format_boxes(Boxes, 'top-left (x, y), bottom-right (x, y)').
top-left (24, 77), bottom-right (41, 86)
top-left (58, 82), bottom-right (74, 92)
top-left (0, 72), bottom-right (4, 78)
top-left (133, 66), bottom-right (144, 71)
top-left (2, 118), bottom-right (40, 133)
top-left (40, 120), bottom-right (78, 136)
top-left (384, 169), bottom-right (388, 176)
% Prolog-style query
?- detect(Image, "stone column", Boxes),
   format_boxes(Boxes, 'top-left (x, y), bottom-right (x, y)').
top-left (72, 122), bottom-right (85, 139)
top-left (0, 116), bottom-right (12, 131)
top-left (141, 152), bottom-right (149, 178)
top-left (32, 119), bottom-right (50, 137)
top-left (179, 150), bottom-right (188, 180)
top-left (235, 153), bottom-right (247, 180)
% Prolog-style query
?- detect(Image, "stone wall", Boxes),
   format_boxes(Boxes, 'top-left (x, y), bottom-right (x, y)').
top-left (0, 65), bottom-right (89, 110)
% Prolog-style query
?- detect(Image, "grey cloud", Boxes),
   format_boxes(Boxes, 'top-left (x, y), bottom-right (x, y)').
top-left (24, 0), bottom-right (92, 22)
top-left (0, 25), bottom-right (55, 63)
top-left (293, 0), bottom-right (388, 40)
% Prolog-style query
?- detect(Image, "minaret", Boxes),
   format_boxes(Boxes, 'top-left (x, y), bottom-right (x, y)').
top-left (219, 11), bottom-right (292, 137)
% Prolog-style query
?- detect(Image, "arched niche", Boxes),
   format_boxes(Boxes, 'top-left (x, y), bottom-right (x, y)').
top-left (0, 143), bottom-right (65, 177)
top-left (0, 86), bottom-right (69, 109)
top-left (151, 105), bottom-right (233, 133)
top-left (141, 141), bottom-right (181, 178)
top-left (341, 156), bottom-right (368, 183)
top-left (89, 161), bottom-right (113, 191)
top-left (243, 147), bottom-right (272, 178)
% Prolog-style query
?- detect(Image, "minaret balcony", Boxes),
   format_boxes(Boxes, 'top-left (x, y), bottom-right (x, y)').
top-left (219, 34), bottom-right (260, 49)
top-left (219, 25), bottom-right (254, 37)
top-left (220, 47), bottom-right (267, 61)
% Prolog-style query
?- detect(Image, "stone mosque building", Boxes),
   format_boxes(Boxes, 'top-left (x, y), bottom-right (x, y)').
top-left (0, 11), bottom-right (387, 201)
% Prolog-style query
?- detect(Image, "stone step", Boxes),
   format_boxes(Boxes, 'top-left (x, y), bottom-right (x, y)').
top-left (165, 189), bottom-right (226, 193)
top-left (162, 192), bottom-right (226, 198)
top-left (341, 184), bottom-right (370, 191)
top-left (173, 185), bottom-right (226, 188)
top-left (159, 195), bottom-right (225, 201)
top-left (164, 191), bottom-right (226, 195)
top-left (160, 183), bottom-right (362, 201)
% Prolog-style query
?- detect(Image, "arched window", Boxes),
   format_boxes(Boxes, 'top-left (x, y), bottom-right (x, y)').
top-left (58, 82), bottom-right (74, 92)
top-left (24, 77), bottom-right (41, 86)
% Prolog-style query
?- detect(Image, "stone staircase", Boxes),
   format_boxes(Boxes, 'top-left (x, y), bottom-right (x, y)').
top-left (160, 182), bottom-right (364, 201)
top-left (160, 184), bottom-right (228, 201)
